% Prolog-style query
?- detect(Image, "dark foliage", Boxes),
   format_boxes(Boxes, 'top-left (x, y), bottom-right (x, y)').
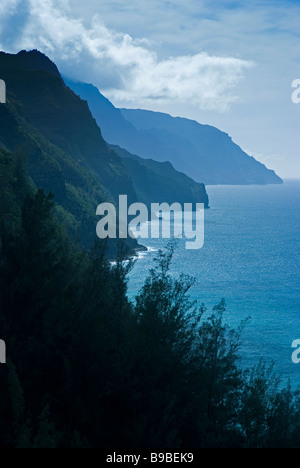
top-left (0, 148), bottom-right (299, 448)
top-left (0, 50), bottom-right (209, 255)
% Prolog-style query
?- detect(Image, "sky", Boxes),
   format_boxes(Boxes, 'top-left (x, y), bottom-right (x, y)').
top-left (0, 0), bottom-right (299, 178)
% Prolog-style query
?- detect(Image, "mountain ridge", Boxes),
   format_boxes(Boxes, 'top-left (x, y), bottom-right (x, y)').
top-left (0, 50), bottom-right (139, 251)
top-left (0, 50), bottom-right (209, 252)
top-left (121, 108), bottom-right (283, 185)
top-left (66, 79), bottom-right (282, 185)
top-left (111, 145), bottom-right (209, 208)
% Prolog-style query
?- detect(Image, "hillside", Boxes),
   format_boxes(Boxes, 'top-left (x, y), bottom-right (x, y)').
top-left (65, 80), bottom-right (146, 156)
top-left (1, 144), bottom-right (298, 449)
top-left (0, 51), bottom-right (137, 206)
top-left (0, 51), bottom-right (209, 252)
top-left (66, 80), bottom-right (282, 185)
top-left (65, 78), bottom-right (209, 205)
top-left (121, 109), bottom-right (283, 185)
top-left (0, 94), bottom-right (108, 247)
top-left (112, 145), bottom-right (209, 208)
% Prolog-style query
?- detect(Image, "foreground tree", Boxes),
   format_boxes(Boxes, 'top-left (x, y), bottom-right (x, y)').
top-left (0, 160), bottom-right (300, 447)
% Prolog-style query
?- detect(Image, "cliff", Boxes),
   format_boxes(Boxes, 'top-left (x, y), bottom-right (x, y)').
top-left (66, 79), bottom-right (282, 185)
top-left (0, 50), bottom-right (209, 251)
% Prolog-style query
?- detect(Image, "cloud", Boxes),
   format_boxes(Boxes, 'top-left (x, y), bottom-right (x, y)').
top-left (0, 0), bottom-right (253, 111)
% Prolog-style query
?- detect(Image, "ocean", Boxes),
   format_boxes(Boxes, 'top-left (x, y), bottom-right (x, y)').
top-left (128, 180), bottom-right (300, 388)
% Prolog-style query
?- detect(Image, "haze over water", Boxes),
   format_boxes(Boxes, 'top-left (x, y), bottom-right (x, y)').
top-left (129, 181), bottom-right (300, 388)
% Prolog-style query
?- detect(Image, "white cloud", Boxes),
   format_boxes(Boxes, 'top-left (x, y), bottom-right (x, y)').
top-left (0, 0), bottom-right (19, 15)
top-left (0, 0), bottom-right (253, 111)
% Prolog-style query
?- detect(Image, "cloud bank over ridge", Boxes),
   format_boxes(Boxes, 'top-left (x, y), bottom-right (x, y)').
top-left (0, 0), bottom-right (254, 111)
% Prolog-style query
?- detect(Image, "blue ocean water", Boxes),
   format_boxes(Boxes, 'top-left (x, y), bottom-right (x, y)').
top-left (128, 181), bottom-right (300, 388)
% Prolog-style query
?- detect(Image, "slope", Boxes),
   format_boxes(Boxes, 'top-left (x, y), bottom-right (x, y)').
top-left (0, 51), bottom-right (138, 251)
top-left (66, 79), bottom-right (209, 206)
top-left (0, 50), bottom-right (137, 206)
top-left (112, 145), bottom-right (209, 208)
top-left (65, 79), bottom-right (282, 185)
top-left (121, 109), bottom-right (283, 185)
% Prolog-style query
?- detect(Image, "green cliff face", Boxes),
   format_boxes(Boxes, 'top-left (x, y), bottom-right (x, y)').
top-left (0, 51), bottom-right (137, 251)
top-left (0, 51), bottom-right (137, 204)
top-left (0, 50), bottom-right (209, 251)
top-left (112, 145), bottom-right (209, 208)
top-left (67, 79), bottom-right (210, 206)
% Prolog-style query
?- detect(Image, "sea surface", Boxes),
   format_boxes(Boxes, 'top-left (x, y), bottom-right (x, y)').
top-left (128, 180), bottom-right (300, 388)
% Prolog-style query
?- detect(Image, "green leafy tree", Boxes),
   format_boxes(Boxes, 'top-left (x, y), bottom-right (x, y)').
top-left (1, 150), bottom-right (300, 448)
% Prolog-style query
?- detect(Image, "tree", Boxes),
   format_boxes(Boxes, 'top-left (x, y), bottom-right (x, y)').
top-left (1, 158), bottom-right (300, 447)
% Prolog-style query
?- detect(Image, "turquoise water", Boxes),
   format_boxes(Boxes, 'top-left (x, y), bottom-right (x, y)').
top-left (128, 181), bottom-right (300, 388)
